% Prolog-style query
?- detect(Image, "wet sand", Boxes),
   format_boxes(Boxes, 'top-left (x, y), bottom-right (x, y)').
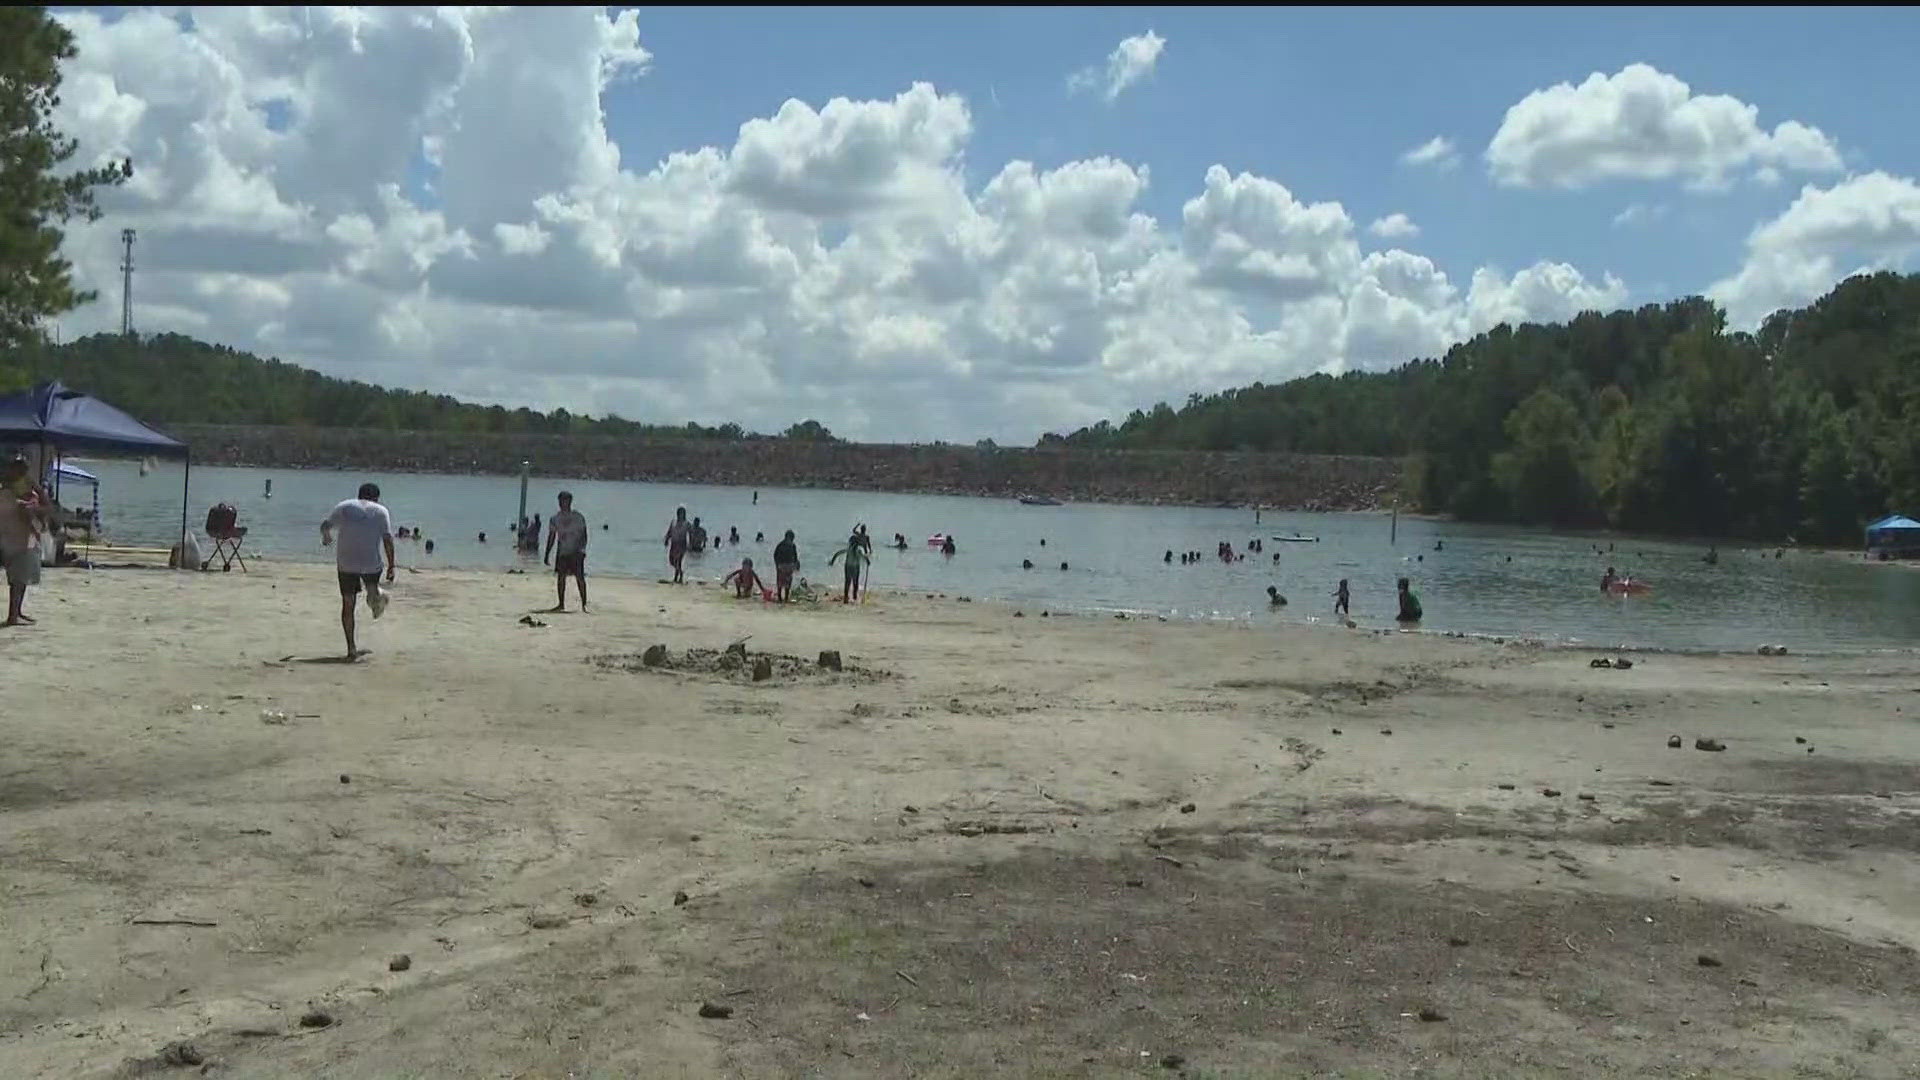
top-left (2, 563), bottom-right (1917, 1077)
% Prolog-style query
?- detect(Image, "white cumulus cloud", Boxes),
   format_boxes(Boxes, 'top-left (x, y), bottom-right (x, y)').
top-left (1068, 31), bottom-right (1166, 103)
top-left (1710, 171), bottom-right (1920, 327)
top-left (1487, 63), bottom-right (1842, 190)
top-left (1367, 213), bottom-right (1419, 239)
top-left (47, 7), bottom-right (1624, 442)
top-left (1400, 136), bottom-right (1459, 171)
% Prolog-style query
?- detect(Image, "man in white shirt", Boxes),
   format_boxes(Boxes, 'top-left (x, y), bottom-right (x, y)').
top-left (543, 490), bottom-right (588, 612)
top-left (320, 482), bottom-right (396, 660)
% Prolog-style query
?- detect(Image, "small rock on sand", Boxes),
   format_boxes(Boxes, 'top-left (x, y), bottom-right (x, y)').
top-left (751, 657), bottom-right (773, 681)
top-left (1577, 793), bottom-right (1597, 801)
top-left (159, 1042), bottom-right (205, 1067)
top-left (1180, 803), bottom-right (1196, 814)
top-left (642, 644), bottom-right (669, 667)
top-left (1694, 738), bottom-right (1726, 752)
top-left (724, 642), bottom-right (747, 658)
top-left (527, 911), bottom-right (569, 930)
top-left (1794, 736), bottom-right (1807, 744)
top-left (818, 650), bottom-right (843, 671)
top-left (339, 774), bottom-right (351, 784)
top-left (1667, 736), bottom-right (1683, 749)
top-left (1418, 1007), bottom-right (1447, 1022)
top-left (1160, 1053), bottom-right (1186, 1069)
top-left (1447, 937), bottom-right (1470, 947)
top-left (698, 1001), bottom-right (733, 1019)
top-left (672, 890), bottom-right (690, 906)
top-left (1541, 788), bottom-right (1562, 798)
top-left (299, 1010), bottom-right (333, 1029)
top-left (1697, 954), bottom-right (1722, 968)
top-left (388, 954), bottom-right (411, 972)
top-left (1379, 728), bottom-right (1393, 736)
top-left (1330, 728), bottom-right (1342, 735)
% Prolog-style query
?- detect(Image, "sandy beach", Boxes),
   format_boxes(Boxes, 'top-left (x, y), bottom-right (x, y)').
top-left (2, 561), bottom-right (1918, 1078)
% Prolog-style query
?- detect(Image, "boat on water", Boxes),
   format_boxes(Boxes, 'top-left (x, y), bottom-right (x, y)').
top-left (1018, 495), bottom-right (1062, 506)
top-left (1271, 534), bottom-right (1319, 543)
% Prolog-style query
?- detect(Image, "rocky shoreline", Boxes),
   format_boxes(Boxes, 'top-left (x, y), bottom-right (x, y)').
top-left (171, 424), bottom-right (1406, 510)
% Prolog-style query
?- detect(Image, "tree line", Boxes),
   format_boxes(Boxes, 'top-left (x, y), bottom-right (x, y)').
top-left (1051, 272), bottom-right (1920, 544)
top-left (2, 330), bottom-right (841, 444)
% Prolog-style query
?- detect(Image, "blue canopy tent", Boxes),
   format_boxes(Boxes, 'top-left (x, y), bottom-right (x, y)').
top-left (0, 381), bottom-right (191, 556)
top-left (1864, 514), bottom-right (1920, 557)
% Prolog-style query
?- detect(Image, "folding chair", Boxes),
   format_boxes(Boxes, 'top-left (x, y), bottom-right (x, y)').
top-left (202, 502), bottom-right (249, 572)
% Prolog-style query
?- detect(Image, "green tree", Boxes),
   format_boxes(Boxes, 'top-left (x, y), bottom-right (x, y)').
top-left (1491, 388), bottom-right (1592, 524)
top-left (1, 7), bottom-right (132, 350)
top-left (784, 419), bottom-right (837, 442)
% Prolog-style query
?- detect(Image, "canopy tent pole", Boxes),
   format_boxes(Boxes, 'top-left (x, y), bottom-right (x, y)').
top-left (179, 452), bottom-right (191, 571)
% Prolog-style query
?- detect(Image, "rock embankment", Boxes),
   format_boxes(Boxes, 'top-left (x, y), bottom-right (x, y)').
top-left (172, 425), bottom-right (1405, 510)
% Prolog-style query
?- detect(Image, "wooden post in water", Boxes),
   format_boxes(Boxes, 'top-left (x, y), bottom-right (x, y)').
top-left (516, 461), bottom-right (529, 535)
top-left (1390, 501), bottom-right (1398, 546)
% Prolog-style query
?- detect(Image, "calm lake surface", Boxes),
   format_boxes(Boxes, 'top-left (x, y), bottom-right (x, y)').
top-left (60, 459), bottom-right (1920, 654)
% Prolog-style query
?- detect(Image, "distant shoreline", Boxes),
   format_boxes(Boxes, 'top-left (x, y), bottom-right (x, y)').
top-left (168, 423), bottom-right (1407, 513)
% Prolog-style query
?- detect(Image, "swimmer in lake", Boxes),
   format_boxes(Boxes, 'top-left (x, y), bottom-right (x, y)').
top-left (1267, 585), bottom-right (1287, 607)
top-left (1396, 577), bottom-right (1423, 623)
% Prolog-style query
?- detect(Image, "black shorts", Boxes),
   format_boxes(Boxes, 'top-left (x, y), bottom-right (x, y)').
top-left (844, 565), bottom-right (861, 584)
top-left (338, 571), bottom-right (381, 596)
top-left (554, 552), bottom-right (585, 576)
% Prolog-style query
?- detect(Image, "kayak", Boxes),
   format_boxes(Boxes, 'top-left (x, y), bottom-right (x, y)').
top-left (1271, 534), bottom-right (1319, 543)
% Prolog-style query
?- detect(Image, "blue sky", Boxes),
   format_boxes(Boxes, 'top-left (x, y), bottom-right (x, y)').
top-left (48, 6), bottom-right (1920, 439)
top-left (614, 5), bottom-right (1918, 310)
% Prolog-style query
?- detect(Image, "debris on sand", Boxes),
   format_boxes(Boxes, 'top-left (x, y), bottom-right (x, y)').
top-left (388, 954), bottom-right (411, 972)
top-left (1794, 736), bottom-right (1806, 744)
top-left (1497, 783), bottom-right (1516, 791)
top-left (725, 641), bottom-right (747, 659)
top-left (1160, 1053), bottom-right (1186, 1068)
top-left (298, 1010), bottom-right (334, 1029)
top-left (339, 774), bottom-right (351, 784)
top-left (1697, 954), bottom-right (1723, 967)
top-left (1447, 937), bottom-right (1470, 948)
top-left (673, 890), bottom-right (690, 906)
top-left (1667, 736), bottom-right (1683, 749)
top-left (1542, 788), bottom-right (1562, 798)
top-left (751, 657), bottom-right (773, 681)
top-left (527, 911), bottom-right (569, 930)
top-left (598, 648), bottom-right (886, 683)
top-left (1180, 803), bottom-right (1197, 814)
top-left (818, 650), bottom-right (843, 671)
top-left (944, 820), bottom-right (1039, 837)
top-left (158, 1041), bottom-right (205, 1067)
top-left (1577, 793), bottom-right (1597, 801)
top-left (1694, 738), bottom-right (1726, 752)
top-left (698, 1001), bottom-right (733, 1019)
top-left (1417, 1007), bottom-right (1448, 1022)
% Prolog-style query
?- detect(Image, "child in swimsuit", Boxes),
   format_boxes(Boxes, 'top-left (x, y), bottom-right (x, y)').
top-left (722, 557), bottom-right (767, 599)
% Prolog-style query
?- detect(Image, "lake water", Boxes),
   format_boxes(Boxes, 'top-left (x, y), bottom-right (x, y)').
top-left (55, 458), bottom-right (1920, 654)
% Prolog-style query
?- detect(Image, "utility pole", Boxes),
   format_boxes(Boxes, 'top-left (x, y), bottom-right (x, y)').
top-left (120, 228), bottom-right (137, 336)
